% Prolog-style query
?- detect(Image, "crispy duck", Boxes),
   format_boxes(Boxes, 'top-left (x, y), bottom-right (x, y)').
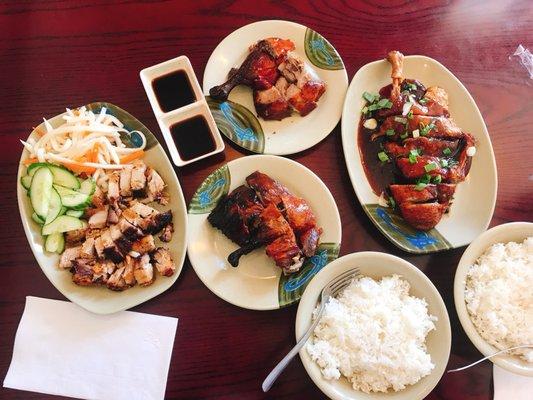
top-left (207, 171), bottom-right (322, 274)
top-left (360, 51), bottom-right (476, 231)
top-left (209, 37), bottom-right (326, 120)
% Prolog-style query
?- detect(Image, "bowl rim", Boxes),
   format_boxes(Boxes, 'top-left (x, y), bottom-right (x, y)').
top-left (453, 221), bottom-right (533, 377)
top-left (296, 251), bottom-right (451, 400)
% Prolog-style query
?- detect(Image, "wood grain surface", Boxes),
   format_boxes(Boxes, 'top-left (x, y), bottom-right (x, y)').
top-left (1, 1), bottom-right (532, 399)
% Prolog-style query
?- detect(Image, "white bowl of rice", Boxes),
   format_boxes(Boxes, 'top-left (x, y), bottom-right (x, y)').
top-left (454, 222), bottom-right (533, 377)
top-left (296, 252), bottom-right (451, 400)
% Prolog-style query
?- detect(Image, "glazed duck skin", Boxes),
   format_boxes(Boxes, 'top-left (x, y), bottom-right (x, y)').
top-left (359, 50), bottom-right (476, 231)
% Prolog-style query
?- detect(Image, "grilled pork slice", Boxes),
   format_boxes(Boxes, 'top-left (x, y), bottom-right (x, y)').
top-left (131, 235), bottom-right (156, 254)
top-left (100, 229), bottom-right (124, 263)
top-left (71, 258), bottom-right (94, 286)
top-left (122, 202), bottom-right (172, 234)
top-left (134, 254), bottom-right (154, 286)
top-left (106, 205), bottom-right (120, 225)
top-left (59, 246), bottom-right (82, 269)
top-left (91, 186), bottom-right (106, 208)
top-left (80, 237), bottom-right (96, 259)
top-left (117, 217), bottom-right (143, 241)
top-left (107, 265), bottom-right (128, 291)
top-left (92, 260), bottom-right (115, 284)
top-left (146, 168), bottom-right (167, 204)
top-left (65, 228), bottom-right (87, 246)
top-left (152, 248), bottom-right (176, 277)
top-left (109, 224), bottom-right (132, 254)
top-left (130, 160), bottom-right (147, 196)
top-left (122, 256), bottom-right (136, 287)
top-left (88, 206), bottom-right (108, 229)
top-left (107, 172), bottom-right (120, 202)
top-left (159, 223), bottom-right (173, 242)
top-left (119, 165), bottom-right (133, 197)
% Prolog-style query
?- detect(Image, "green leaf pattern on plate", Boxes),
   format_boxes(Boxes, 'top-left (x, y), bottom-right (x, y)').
top-left (278, 242), bottom-right (341, 307)
top-left (304, 28), bottom-right (344, 71)
top-left (363, 204), bottom-right (451, 253)
top-left (207, 97), bottom-right (265, 153)
top-left (86, 102), bottom-right (158, 150)
top-left (189, 164), bottom-right (231, 214)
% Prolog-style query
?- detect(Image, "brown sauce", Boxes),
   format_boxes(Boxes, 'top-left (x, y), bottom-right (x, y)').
top-left (152, 70), bottom-right (196, 112)
top-left (170, 115), bottom-right (216, 161)
top-left (358, 120), bottom-right (396, 195)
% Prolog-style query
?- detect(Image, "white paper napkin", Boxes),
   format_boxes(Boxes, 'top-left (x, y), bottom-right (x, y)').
top-left (3, 296), bottom-right (178, 400)
top-left (493, 364), bottom-right (533, 400)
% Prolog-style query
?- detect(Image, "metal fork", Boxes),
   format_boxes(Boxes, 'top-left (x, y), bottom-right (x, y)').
top-left (261, 267), bottom-right (361, 392)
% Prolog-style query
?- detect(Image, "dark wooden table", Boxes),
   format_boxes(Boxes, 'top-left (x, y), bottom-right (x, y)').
top-left (1, 1), bottom-right (532, 399)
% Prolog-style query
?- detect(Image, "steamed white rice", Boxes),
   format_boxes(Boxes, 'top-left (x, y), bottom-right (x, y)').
top-left (464, 237), bottom-right (533, 362)
top-left (306, 275), bottom-right (436, 393)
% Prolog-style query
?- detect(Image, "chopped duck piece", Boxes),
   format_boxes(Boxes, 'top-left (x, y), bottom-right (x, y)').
top-left (372, 115), bottom-right (463, 141)
top-left (253, 86), bottom-right (292, 120)
top-left (246, 170), bottom-right (289, 206)
top-left (159, 223), bottom-right (173, 242)
top-left (396, 156), bottom-right (447, 180)
top-left (71, 258), bottom-right (94, 286)
top-left (107, 172), bottom-right (120, 202)
top-left (134, 254), bottom-right (154, 286)
top-left (119, 165), bottom-right (133, 197)
top-left (152, 248), bottom-right (176, 277)
top-left (399, 202), bottom-right (448, 231)
top-left (59, 246), bottom-right (82, 269)
top-left (265, 236), bottom-right (303, 274)
top-left (299, 227), bottom-right (322, 258)
top-left (146, 168), bottom-right (166, 204)
top-left (436, 183), bottom-right (456, 205)
top-left (384, 137), bottom-right (460, 158)
top-left (107, 266), bottom-right (128, 291)
top-left (130, 160), bottom-right (147, 196)
top-left (390, 184), bottom-right (439, 204)
top-left (131, 235), bottom-right (156, 254)
top-left (80, 237), bottom-right (96, 259)
top-left (65, 228), bottom-right (87, 246)
top-left (88, 206), bottom-right (109, 229)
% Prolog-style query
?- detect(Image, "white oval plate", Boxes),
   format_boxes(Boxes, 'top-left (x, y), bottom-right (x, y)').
top-left (341, 55), bottom-right (497, 253)
top-left (454, 222), bottom-right (533, 377)
top-left (203, 20), bottom-right (348, 155)
top-left (187, 155), bottom-right (342, 310)
top-left (17, 102), bottom-right (188, 314)
top-left (296, 252), bottom-right (451, 400)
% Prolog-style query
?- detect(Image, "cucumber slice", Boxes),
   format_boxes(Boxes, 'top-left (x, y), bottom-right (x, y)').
top-left (59, 206), bottom-right (67, 216)
top-left (27, 162), bottom-right (48, 176)
top-left (79, 178), bottom-right (96, 195)
top-left (21, 175), bottom-right (33, 190)
top-left (66, 209), bottom-right (84, 218)
top-left (30, 167), bottom-right (54, 219)
top-left (44, 232), bottom-right (65, 253)
top-left (44, 188), bottom-right (62, 225)
top-left (42, 215), bottom-right (86, 236)
top-left (31, 212), bottom-right (45, 225)
top-left (48, 164), bottom-right (80, 189)
top-left (28, 162), bottom-right (80, 189)
top-left (53, 185), bottom-right (89, 208)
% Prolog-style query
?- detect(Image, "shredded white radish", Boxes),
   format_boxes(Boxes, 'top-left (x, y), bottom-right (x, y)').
top-left (22, 107), bottom-right (146, 170)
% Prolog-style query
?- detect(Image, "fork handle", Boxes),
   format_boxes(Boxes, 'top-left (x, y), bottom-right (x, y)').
top-left (261, 314), bottom-right (322, 392)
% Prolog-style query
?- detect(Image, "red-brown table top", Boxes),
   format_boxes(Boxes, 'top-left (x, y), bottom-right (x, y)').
top-left (1, 1), bottom-right (532, 399)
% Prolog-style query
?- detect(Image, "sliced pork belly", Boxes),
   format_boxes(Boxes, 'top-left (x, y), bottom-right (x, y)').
top-left (88, 206), bottom-right (108, 229)
top-left (107, 266), bottom-right (128, 291)
top-left (146, 168), bottom-right (166, 204)
top-left (130, 160), bottom-right (147, 196)
top-left (152, 248), bottom-right (175, 277)
top-left (131, 235), bottom-right (156, 254)
top-left (107, 172), bottom-right (120, 202)
top-left (71, 258), bottom-right (94, 286)
top-left (134, 254), bottom-right (154, 286)
top-left (65, 228), bottom-right (87, 246)
top-left (119, 165), bottom-right (133, 197)
top-left (59, 246), bottom-right (82, 269)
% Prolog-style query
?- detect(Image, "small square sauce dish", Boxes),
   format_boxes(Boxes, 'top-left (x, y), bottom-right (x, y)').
top-left (140, 55), bottom-right (224, 167)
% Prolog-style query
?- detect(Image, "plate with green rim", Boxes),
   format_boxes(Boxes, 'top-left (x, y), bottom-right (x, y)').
top-left (17, 102), bottom-right (188, 314)
top-left (203, 20), bottom-right (348, 155)
top-left (187, 155), bottom-right (342, 310)
top-left (341, 55), bottom-right (497, 254)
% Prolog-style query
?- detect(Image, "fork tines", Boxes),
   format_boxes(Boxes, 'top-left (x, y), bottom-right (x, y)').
top-left (326, 267), bottom-right (361, 297)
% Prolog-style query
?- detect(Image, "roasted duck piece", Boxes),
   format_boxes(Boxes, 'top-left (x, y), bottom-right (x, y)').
top-left (359, 50), bottom-right (476, 231)
top-left (209, 37), bottom-right (326, 120)
top-left (207, 171), bottom-right (322, 274)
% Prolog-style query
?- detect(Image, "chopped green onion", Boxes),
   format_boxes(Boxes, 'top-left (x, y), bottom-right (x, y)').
top-left (419, 122), bottom-right (435, 136)
top-left (419, 98), bottom-right (427, 105)
top-left (443, 148), bottom-right (452, 156)
top-left (386, 129), bottom-right (395, 136)
top-left (376, 98), bottom-right (393, 109)
top-left (433, 175), bottom-right (442, 183)
top-left (377, 151), bottom-right (389, 162)
top-left (414, 182), bottom-right (427, 191)
top-left (388, 196), bottom-right (396, 209)
top-left (441, 159), bottom-right (449, 167)
top-left (420, 174), bottom-right (431, 184)
top-left (394, 116), bottom-right (407, 124)
top-left (400, 132), bottom-right (408, 139)
top-left (407, 111), bottom-right (413, 119)
top-left (362, 106), bottom-right (368, 114)
top-left (409, 149), bottom-right (419, 156)
top-left (363, 92), bottom-right (376, 103)
top-left (424, 162), bottom-right (438, 172)
top-left (405, 82), bottom-right (417, 91)
top-left (409, 154), bottom-right (418, 164)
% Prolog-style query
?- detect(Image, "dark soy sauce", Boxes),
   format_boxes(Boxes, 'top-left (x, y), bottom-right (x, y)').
top-left (152, 70), bottom-right (196, 112)
top-left (170, 116), bottom-right (216, 161)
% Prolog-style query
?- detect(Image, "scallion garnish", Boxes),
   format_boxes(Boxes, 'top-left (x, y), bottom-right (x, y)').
top-left (414, 182), bottom-right (427, 191)
top-left (377, 151), bottom-right (389, 162)
top-left (407, 111), bottom-right (413, 119)
top-left (400, 132), bottom-right (408, 139)
top-left (409, 154), bottom-right (418, 164)
top-left (386, 129), bottom-right (395, 136)
top-left (419, 122), bottom-right (435, 136)
top-left (424, 162), bottom-right (438, 172)
top-left (433, 175), bottom-right (442, 184)
top-left (363, 92), bottom-right (376, 103)
top-left (420, 174), bottom-right (431, 184)
top-left (419, 98), bottom-right (427, 105)
top-left (443, 148), bottom-right (452, 156)
top-left (377, 98), bottom-right (393, 109)
top-left (405, 82), bottom-right (417, 91)
top-left (441, 159), bottom-right (449, 168)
